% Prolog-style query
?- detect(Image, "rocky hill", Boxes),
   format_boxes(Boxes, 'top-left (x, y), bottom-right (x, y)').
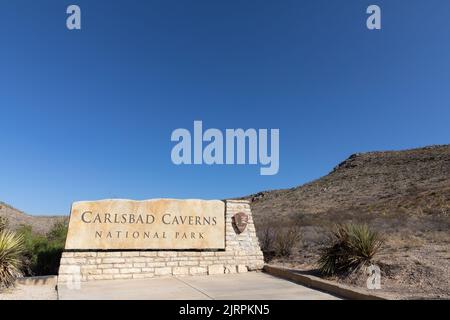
top-left (247, 144), bottom-right (450, 223)
top-left (0, 202), bottom-right (65, 234)
top-left (243, 144), bottom-right (450, 299)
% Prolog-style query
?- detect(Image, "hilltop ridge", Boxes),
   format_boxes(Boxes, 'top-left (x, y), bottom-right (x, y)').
top-left (245, 144), bottom-right (450, 220)
top-left (0, 201), bottom-right (65, 234)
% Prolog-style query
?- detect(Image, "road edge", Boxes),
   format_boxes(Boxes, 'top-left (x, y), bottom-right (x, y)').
top-left (263, 265), bottom-right (387, 300)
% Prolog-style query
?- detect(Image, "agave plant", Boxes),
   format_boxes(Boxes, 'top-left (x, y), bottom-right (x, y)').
top-left (0, 230), bottom-right (25, 288)
top-left (318, 223), bottom-right (383, 276)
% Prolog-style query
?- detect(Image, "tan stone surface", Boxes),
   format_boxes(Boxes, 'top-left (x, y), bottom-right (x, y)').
top-left (208, 265), bottom-right (225, 275)
top-left (65, 199), bottom-right (225, 250)
top-left (237, 265), bottom-right (248, 273)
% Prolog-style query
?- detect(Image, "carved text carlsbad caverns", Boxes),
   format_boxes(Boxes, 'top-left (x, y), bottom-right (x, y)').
top-left (65, 199), bottom-right (225, 250)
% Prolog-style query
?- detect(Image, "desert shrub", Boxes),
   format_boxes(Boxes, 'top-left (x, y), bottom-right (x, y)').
top-left (258, 221), bottom-right (302, 260)
top-left (318, 223), bottom-right (383, 276)
top-left (259, 225), bottom-right (275, 253)
top-left (258, 225), bottom-right (276, 261)
top-left (0, 216), bottom-right (8, 232)
top-left (274, 226), bottom-right (302, 258)
top-left (18, 225), bottom-right (46, 275)
top-left (18, 221), bottom-right (68, 276)
top-left (0, 230), bottom-right (25, 287)
top-left (46, 221), bottom-right (68, 245)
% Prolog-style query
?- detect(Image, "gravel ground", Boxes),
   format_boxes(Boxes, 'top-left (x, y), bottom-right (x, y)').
top-left (0, 284), bottom-right (57, 300)
top-left (269, 235), bottom-right (450, 300)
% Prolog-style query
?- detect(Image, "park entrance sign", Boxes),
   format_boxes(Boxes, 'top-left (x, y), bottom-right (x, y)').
top-left (65, 199), bottom-right (225, 250)
top-left (58, 199), bottom-right (264, 285)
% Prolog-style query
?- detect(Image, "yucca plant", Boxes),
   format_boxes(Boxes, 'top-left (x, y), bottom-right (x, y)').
top-left (0, 230), bottom-right (25, 288)
top-left (318, 223), bottom-right (383, 276)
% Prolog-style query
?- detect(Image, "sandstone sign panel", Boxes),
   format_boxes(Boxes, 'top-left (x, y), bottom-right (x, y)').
top-left (58, 200), bottom-right (265, 285)
top-left (65, 199), bottom-right (225, 250)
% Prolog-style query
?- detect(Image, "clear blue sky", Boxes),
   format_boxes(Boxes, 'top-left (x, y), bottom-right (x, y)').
top-left (1, 1), bottom-right (450, 215)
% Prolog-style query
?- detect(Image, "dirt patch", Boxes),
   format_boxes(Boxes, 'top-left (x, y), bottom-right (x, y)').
top-left (265, 229), bottom-right (450, 299)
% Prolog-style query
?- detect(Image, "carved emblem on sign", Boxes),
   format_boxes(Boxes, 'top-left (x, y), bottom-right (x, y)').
top-left (232, 212), bottom-right (248, 234)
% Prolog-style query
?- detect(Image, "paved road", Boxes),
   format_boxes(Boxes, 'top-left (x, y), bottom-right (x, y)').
top-left (58, 272), bottom-right (340, 300)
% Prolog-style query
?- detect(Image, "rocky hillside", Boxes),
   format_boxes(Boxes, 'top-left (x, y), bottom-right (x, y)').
top-left (0, 202), bottom-right (65, 234)
top-left (247, 144), bottom-right (450, 224)
top-left (243, 144), bottom-right (450, 299)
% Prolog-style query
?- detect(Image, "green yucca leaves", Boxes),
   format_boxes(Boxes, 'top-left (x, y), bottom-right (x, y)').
top-left (318, 223), bottom-right (383, 276)
top-left (0, 230), bottom-right (25, 288)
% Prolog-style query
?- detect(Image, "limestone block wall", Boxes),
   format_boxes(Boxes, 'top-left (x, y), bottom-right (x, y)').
top-left (57, 200), bottom-right (264, 285)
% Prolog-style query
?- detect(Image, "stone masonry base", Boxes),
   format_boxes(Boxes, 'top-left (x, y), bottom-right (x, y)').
top-left (58, 200), bottom-right (264, 285)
